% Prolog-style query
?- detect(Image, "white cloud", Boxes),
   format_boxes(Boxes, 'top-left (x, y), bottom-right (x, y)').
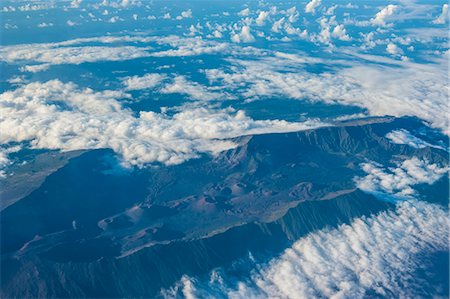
top-left (66, 20), bottom-right (77, 26)
top-left (70, 0), bottom-right (82, 8)
top-left (231, 26), bottom-right (255, 43)
top-left (176, 9), bottom-right (192, 20)
top-left (204, 51), bottom-right (449, 134)
top-left (165, 199), bottom-right (449, 298)
top-left (238, 8), bottom-right (250, 17)
top-left (386, 129), bottom-right (445, 150)
top-left (151, 36), bottom-right (228, 56)
top-left (160, 76), bottom-right (224, 101)
top-left (20, 64), bottom-right (51, 73)
top-left (356, 158), bottom-right (447, 197)
top-left (37, 22), bottom-right (54, 28)
top-left (305, 0), bottom-right (322, 14)
top-left (432, 4), bottom-right (449, 24)
top-left (331, 24), bottom-right (351, 41)
top-left (18, 3), bottom-right (52, 11)
top-left (255, 11), bottom-right (269, 26)
top-left (0, 80), bottom-right (324, 167)
top-left (0, 42), bottom-right (152, 70)
top-left (271, 18), bottom-right (285, 33)
top-left (108, 16), bottom-right (121, 23)
top-left (122, 73), bottom-right (166, 91)
top-left (386, 43), bottom-right (403, 55)
top-left (0, 146), bottom-right (21, 179)
top-left (371, 4), bottom-right (397, 26)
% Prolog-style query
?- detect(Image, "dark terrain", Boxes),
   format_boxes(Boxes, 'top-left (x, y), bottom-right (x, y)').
top-left (0, 116), bottom-right (448, 298)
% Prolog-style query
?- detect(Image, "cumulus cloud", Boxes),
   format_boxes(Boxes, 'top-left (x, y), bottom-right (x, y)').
top-left (122, 73), bottom-right (166, 90)
top-left (231, 26), bottom-right (255, 43)
top-left (386, 129), bottom-right (445, 150)
top-left (255, 11), bottom-right (269, 26)
top-left (238, 8), bottom-right (250, 17)
top-left (176, 9), bottom-right (192, 20)
top-left (432, 4), bottom-right (449, 24)
top-left (371, 4), bottom-right (397, 26)
top-left (305, 0), bottom-right (321, 13)
top-left (164, 199), bottom-right (449, 298)
top-left (271, 18), bottom-right (285, 33)
top-left (356, 158), bottom-right (447, 197)
top-left (386, 43), bottom-right (403, 56)
top-left (331, 24), bottom-right (351, 41)
top-left (0, 80), bottom-right (324, 167)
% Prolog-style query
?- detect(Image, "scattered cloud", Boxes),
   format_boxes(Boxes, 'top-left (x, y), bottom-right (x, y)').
top-left (238, 8), bottom-right (250, 17)
top-left (305, 0), bottom-right (322, 14)
top-left (204, 51), bottom-right (449, 133)
top-left (176, 9), bottom-right (192, 20)
top-left (231, 26), bottom-right (255, 43)
top-left (371, 4), bottom-right (397, 26)
top-left (255, 11), bottom-right (269, 26)
top-left (356, 157), bottom-right (447, 197)
top-left (386, 129), bottom-right (445, 150)
top-left (386, 43), bottom-right (403, 55)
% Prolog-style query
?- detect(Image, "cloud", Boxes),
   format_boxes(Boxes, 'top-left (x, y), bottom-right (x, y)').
top-left (386, 43), bottom-right (403, 56)
top-left (122, 73), bottom-right (166, 91)
top-left (386, 129), bottom-right (445, 150)
top-left (176, 9), bottom-right (192, 20)
top-left (164, 199), bottom-right (449, 298)
top-left (331, 24), bottom-right (351, 41)
top-left (0, 80), bottom-right (324, 167)
top-left (238, 8), bottom-right (250, 17)
top-left (150, 36), bottom-right (228, 56)
top-left (18, 3), bottom-right (52, 11)
top-left (37, 22), bottom-right (54, 28)
top-left (160, 76), bottom-right (224, 101)
top-left (432, 4), bottom-right (449, 24)
top-left (271, 18), bottom-right (285, 33)
top-left (231, 26), bottom-right (255, 43)
top-left (356, 158), bottom-right (447, 197)
top-left (70, 0), bottom-right (82, 8)
top-left (204, 51), bottom-right (449, 134)
top-left (255, 11), bottom-right (269, 26)
top-left (305, 0), bottom-right (321, 13)
top-left (371, 4), bottom-right (397, 26)
top-left (67, 20), bottom-right (77, 26)
top-left (0, 42), bottom-right (152, 71)
top-left (0, 146), bottom-right (21, 179)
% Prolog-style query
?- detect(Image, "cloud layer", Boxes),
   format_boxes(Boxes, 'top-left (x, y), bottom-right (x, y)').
top-left (164, 199), bottom-right (449, 298)
top-left (0, 80), bottom-right (324, 167)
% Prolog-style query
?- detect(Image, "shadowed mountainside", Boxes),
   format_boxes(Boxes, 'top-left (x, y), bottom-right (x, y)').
top-left (1, 116), bottom-right (448, 298)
